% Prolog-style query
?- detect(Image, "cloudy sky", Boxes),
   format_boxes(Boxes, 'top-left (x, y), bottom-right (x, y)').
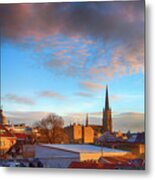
top-left (1, 1), bottom-right (145, 132)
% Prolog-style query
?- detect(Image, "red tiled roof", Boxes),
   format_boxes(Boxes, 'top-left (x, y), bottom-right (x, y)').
top-left (14, 133), bottom-right (27, 140)
top-left (69, 161), bottom-right (116, 169)
top-left (69, 156), bottom-right (144, 169)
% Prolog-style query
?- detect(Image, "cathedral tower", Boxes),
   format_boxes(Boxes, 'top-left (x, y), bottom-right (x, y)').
top-left (102, 85), bottom-right (112, 132)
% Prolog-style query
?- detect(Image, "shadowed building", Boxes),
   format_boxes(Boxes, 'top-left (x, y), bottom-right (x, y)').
top-left (102, 85), bottom-right (112, 132)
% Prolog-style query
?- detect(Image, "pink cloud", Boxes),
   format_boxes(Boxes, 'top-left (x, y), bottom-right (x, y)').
top-left (39, 91), bottom-right (65, 100)
top-left (3, 94), bottom-right (35, 105)
top-left (75, 92), bottom-right (94, 97)
top-left (80, 81), bottom-right (105, 91)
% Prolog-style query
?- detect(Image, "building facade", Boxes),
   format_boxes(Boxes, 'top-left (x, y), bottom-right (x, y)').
top-left (65, 122), bottom-right (94, 144)
top-left (0, 125), bottom-right (16, 156)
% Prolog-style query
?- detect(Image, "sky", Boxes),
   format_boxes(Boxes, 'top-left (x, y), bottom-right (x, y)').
top-left (0, 1), bottom-right (145, 132)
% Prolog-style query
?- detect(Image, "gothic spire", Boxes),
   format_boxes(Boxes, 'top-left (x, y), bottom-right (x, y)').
top-left (86, 113), bottom-right (89, 126)
top-left (105, 85), bottom-right (109, 109)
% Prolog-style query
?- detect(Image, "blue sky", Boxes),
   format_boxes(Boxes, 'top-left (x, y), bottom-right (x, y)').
top-left (1, 1), bottom-right (144, 132)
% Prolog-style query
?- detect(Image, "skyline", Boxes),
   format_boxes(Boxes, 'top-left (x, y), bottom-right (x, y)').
top-left (1, 1), bottom-right (145, 132)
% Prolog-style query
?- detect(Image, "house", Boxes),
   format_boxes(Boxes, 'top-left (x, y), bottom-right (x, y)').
top-left (0, 124), bottom-right (16, 156)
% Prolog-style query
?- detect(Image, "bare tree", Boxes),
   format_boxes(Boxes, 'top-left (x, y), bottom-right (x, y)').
top-left (34, 114), bottom-right (68, 144)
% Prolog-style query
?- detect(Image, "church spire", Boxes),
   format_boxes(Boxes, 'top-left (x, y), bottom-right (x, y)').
top-left (86, 113), bottom-right (89, 126)
top-left (105, 85), bottom-right (109, 109)
top-left (102, 85), bottom-right (112, 132)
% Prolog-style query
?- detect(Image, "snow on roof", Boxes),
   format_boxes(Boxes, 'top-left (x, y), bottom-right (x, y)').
top-left (40, 144), bottom-right (129, 154)
top-left (126, 133), bottom-right (145, 143)
top-left (127, 135), bottom-right (137, 143)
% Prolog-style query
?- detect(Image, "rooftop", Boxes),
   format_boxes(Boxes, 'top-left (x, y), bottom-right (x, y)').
top-left (40, 144), bottom-right (129, 154)
top-left (0, 124), bottom-right (16, 138)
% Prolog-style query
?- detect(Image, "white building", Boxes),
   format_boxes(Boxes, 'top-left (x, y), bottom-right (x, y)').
top-left (35, 144), bottom-right (131, 168)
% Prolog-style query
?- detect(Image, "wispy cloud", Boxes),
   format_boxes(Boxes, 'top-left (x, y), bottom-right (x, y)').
top-left (113, 112), bottom-right (144, 132)
top-left (111, 95), bottom-right (122, 101)
top-left (2, 94), bottom-right (35, 105)
top-left (80, 81), bottom-right (105, 91)
top-left (39, 91), bottom-right (65, 100)
top-left (75, 92), bottom-right (94, 98)
top-left (5, 111), bottom-right (50, 124)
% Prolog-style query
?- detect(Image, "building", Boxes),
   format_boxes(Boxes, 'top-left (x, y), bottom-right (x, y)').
top-left (65, 86), bottom-right (113, 143)
top-left (97, 131), bottom-right (122, 144)
top-left (34, 144), bottom-right (131, 168)
top-left (89, 125), bottom-right (103, 139)
top-left (83, 126), bottom-right (94, 144)
top-left (12, 123), bottom-right (26, 133)
top-left (102, 85), bottom-right (112, 132)
top-left (123, 132), bottom-right (145, 155)
top-left (97, 131), bottom-right (145, 156)
top-left (85, 85), bottom-right (112, 134)
top-left (65, 123), bottom-right (81, 143)
top-left (84, 85), bottom-right (112, 137)
top-left (65, 122), bottom-right (94, 144)
top-left (69, 155), bottom-right (144, 170)
top-left (0, 108), bottom-right (8, 125)
top-left (0, 124), bottom-right (16, 156)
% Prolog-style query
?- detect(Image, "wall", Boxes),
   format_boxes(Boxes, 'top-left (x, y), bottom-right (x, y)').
top-left (83, 126), bottom-right (94, 144)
